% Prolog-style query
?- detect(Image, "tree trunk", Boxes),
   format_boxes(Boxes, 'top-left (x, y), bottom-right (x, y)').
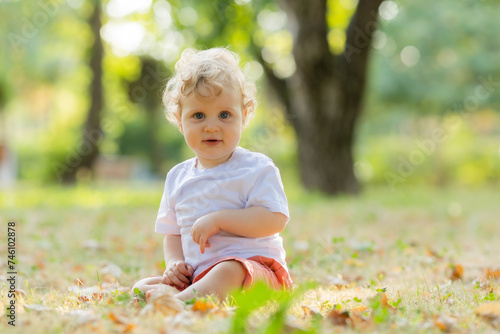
top-left (61, 0), bottom-right (103, 183)
top-left (128, 57), bottom-right (168, 175)
top-left (265, 0), bottom-right (383, 195)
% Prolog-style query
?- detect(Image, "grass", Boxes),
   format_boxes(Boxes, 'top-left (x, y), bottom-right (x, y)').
top-left (1, 181), bottom-right (499, 333)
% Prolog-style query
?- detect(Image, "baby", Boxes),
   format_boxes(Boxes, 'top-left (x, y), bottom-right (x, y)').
top-left (133, 47), bottom-right (292, 301)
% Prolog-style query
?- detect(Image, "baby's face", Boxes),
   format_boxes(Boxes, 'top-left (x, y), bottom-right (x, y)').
top-left (177, 86), bottom-right (246, 169)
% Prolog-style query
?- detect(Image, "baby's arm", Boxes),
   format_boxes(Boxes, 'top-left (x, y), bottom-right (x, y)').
top-left (191, 207), bottom-right (288, 253)
top-left (162, 235), bottom-right (194, 289)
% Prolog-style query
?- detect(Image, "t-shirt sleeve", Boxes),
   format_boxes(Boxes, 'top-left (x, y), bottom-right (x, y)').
top-left (155, 177), bottom-right (181, 235)
top-left (245, 162), bottom-right (289, 219)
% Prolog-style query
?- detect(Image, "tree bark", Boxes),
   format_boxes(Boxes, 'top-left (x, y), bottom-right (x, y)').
top-left (264, 0), bottom-right (384, 195)
top-left (62, 0), bottom-right (104, 183)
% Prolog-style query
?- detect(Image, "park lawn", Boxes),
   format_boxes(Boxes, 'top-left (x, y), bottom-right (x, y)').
top-left (1, 182), bottom-right (499, 333)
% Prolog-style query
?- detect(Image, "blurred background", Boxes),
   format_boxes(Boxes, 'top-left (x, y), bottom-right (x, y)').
top-left (1, 0), bottom-right (499, 197)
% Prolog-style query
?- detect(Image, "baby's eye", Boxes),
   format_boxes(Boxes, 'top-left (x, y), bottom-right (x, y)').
top-left (219, 111), bottom-right (230, 119)
top-left (194, 112), bottom-right (204, 119)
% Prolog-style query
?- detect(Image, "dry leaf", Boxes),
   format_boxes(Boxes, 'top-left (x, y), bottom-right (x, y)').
top-left (301, 305), bottom-right (322, 317)
top-left (450, 264), bottom-right (464, 281)
top-left (475, 302), bottom-right (500, 329)
top-left (327, 306), bottom-right (371, 329)
top-left (108, 312), bottom-right (136, 332)
top-left (485, 268), bottom-right (500, 280)
top-left (191, 299), bottom-right (215, 312)
top-left (15, 288), bottom-right (26, 299)
top-left (426, 246), bottom-right (443, 259)
top-left (350, 305), bottom-right (368, 314)
top-left (381, 293), bottom-right (396, 312)
top-left (434, 314), bottom-right (459, 332)
top-left (327, 309), bottom-right (350, 326)
top-left (108, 312), bottom-right (129, 325)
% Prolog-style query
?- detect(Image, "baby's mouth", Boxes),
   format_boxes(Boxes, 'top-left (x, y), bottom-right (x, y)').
top-left (203, 139), bottom-right (222, 145)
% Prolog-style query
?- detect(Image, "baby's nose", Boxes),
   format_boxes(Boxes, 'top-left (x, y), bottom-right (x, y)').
top-left (204, 119), bottom-right (220, 132)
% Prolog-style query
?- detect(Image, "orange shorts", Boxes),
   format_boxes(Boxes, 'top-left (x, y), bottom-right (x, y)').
top-left (193, 256), bottom-right (293, 290)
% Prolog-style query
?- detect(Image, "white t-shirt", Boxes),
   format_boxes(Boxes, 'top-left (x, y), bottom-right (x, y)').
top-left (155, 147), bottom-right (289, 278)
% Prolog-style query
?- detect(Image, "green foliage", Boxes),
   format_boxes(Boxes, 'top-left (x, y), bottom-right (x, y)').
top-left (356, 111), bottom-right (500, 188)
top-left (230, 281), bottom-right (316, 334)
top-left (2, 0), bottom-right (500, 187)
top-left (368, 0), bottom-right (500, 113)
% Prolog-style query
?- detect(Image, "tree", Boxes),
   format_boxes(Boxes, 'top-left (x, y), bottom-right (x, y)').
top-left (169, 0), bottom-right (384, 195)
top-left (258, 0), bottom-right (384, 195)
top-left (62, 0), bottom-right (104, 183)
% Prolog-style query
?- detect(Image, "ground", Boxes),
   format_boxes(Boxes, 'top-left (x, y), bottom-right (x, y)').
top-left (1, 183), bottom-right (499, 333)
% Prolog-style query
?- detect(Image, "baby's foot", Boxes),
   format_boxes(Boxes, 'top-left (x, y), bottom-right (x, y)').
top-left (142, 285), bottom-right (185, 316)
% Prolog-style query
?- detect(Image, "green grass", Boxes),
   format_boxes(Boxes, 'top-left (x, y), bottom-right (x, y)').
top-left (1, 182), bottom-right (499, 333)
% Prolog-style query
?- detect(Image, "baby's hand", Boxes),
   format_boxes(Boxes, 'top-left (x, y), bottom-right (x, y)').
top-left (191, 214), bottom-right (220, 254)
top-left (162, 260), bottom-right (194, 290)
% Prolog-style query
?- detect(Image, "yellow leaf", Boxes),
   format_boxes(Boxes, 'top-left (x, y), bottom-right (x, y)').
top-left (434, 314), bottom-right (459, 332)
top-left (475, 302), bottom-right (500, 329)
top-left (191, 299), bottom-right (215, 312)
top-left (450, 264), bottom-right (464, 281)
top-left (381, 293), bottom-right (396, 312)
top-left (485, 268), bottom-right (500, 280)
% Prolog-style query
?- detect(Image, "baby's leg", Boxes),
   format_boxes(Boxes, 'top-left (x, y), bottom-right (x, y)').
top-left (131, 276), bottom-right (166, 296)
top-left (175, 260), bottom-right (246, 301)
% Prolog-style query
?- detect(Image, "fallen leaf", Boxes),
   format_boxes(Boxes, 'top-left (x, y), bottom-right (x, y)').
top-left (426, 246), bottom-right (443, 259)
top-left (109, 312), bottom-right (129, 325)
top-left (191, 299), bottom-right (215, 312)
top-left (122, 324), bottom-right (136, 333)
top-left (450, 264), bottom-right (464, 281)
top-left (15, 288), bottom-right (26, 299)
top-left (327, 309), bottom-right (350, 326)
top-left (475, 302), bottom-right (500, 329)
top-left (434, 314), bottom-right (459, 332)
top-left (381, 293), bottom-right (396, 312)
top-left (350, 305), bottom-right (368, 314)
top-left (485, 268), bottom-right (500, 280)
top-left (301, 305), bottom-right (322, 317)
top-left (327, 306), bottom-right (371, 329)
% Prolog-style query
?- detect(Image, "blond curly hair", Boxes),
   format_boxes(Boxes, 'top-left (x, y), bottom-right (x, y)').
top-left (162, 47), bottom-right (257, 126)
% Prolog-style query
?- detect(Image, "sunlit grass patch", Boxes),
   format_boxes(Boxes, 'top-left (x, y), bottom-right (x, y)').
top-left (1, 183), bottom-right (499, 333)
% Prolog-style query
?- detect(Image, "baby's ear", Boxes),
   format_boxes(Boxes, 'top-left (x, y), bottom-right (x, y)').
top-left (242, 108), bottom-right (248, 126)
top-left (175, 113), bottom-right (183, 134)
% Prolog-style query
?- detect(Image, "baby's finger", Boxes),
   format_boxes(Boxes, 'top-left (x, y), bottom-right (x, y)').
top-left (186, 264), bottom-right (194, 276)
top-left (167, 271), bottom-right (187, 288)
top-left (162, 275), bottom-right (176, 287)
top-left (171, 267), bottom-right (190, 285)
top-left (191, 229), bottom-right (200, 245)
top-left (176, 262), bottom-right (192, 277)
